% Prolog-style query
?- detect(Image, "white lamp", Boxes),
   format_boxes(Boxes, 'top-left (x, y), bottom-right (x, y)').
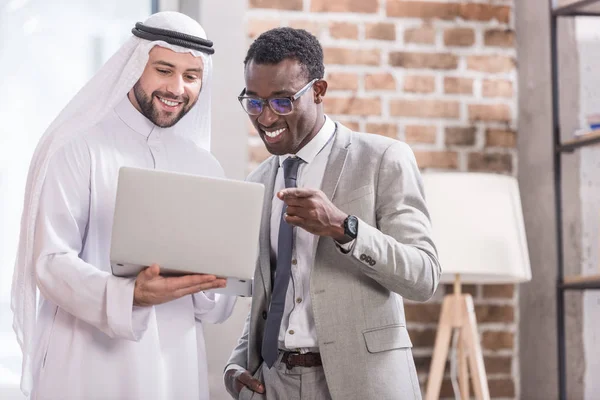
top-left (421, 172), bottom-right (532, 400)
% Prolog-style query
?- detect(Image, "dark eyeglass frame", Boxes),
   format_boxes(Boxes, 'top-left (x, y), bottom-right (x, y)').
top-left (237, 78), bottom-right (319, 116)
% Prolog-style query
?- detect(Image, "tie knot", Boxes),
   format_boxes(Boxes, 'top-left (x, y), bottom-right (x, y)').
top-left (282, 156), bottom-right (303, 187)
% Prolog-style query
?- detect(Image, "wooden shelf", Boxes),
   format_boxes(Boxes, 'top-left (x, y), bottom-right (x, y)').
top-left (559, 130), bottom-right (600, 152)
top-left (560, 274), bottom-right (600, 290)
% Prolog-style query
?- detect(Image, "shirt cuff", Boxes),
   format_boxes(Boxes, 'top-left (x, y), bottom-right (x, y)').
top-left (335, 238), bottom-right (356, 254)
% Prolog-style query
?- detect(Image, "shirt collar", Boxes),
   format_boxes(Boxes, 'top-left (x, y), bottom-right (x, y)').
top-left (278, 115), bottom-right (336, 167)
top-left (114, 95), bottom-right (159, 139)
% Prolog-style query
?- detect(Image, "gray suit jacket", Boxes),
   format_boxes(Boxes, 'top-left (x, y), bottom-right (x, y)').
top-left (226, 123), bottom-right (441, 400)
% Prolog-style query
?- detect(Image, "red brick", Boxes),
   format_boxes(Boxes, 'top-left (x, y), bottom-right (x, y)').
top-left (444, 77), bottom-right (473, 95)
top-left (489, 379), bottom-right (516, 397)
top-left (445, 127), bottom-right (476, 146)
top-left (329, 22), bottom-right (358, 39)
top-left (391, 99), bottom-right (460, 119)
top-left (325, 97), bottom-right (382, 116)
top-left (469, 104), bottom-right (511, 123)
top-left (404, 75), bottom-right (435, 93)
top-left (325, 48), bottom-right (380, 65)
top-left (311, 0), bottom-right (378, 13)
top-left (390, 52), bottom-right (458, 70)
top-left (415, 151), bottom-right (459, 169)
top-left (338, 120), bottom-right (360, 131)
top-left (468, 152), bottom-right (513, 173)
top-left (467, 55), bottom-right (515, 73)
top-left (365, 73), bottom-right (397, 91)
top-left (249, 0), bottom-right (302, 10)
top-left (486, 129), bottom-right (516, 148)
top-left (387, 1), bottom-right (459, 19)
top-left (247, 19), bottom-right (279, 39)
top-left (444, 27), bottom-right (475, 47)
top-left (475, 305), bottom-right (515, 323)
top-left (408, 328), bottom-right (437, 348)
top-left (326, 72), bottom-right (359, 91)
top-left (483, 284), bottom-right (515, 299)
top-left (485, 29), bottom-right (516, 47)
top-left (404, 25), bottom-right (436, 45)
top-left (404, 303), bottom-right (441, 324)
top-left (482, 79), bottom-right (514, 98)
top-left (366, 23), bottom-right (396, 41)
top-left (366, 123), bottom-right (397, 138)
top-left (485, 356), bottom-right (513, 375)
top-left (460, 3), bottom-right (511, 23)
top-left (481, 331), bottom-right (514, 351)
top-left (405, 125), bottom-right (437, 144)
top-left (289, 20), bottom-right (321, 36)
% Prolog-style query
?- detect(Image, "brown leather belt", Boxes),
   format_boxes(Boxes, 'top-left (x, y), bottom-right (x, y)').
top-left (281, 352), bottom-right (322, 370)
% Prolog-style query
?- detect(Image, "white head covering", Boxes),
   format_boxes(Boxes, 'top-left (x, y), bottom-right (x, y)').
top-left (11, 11), bottom-right (214, 395)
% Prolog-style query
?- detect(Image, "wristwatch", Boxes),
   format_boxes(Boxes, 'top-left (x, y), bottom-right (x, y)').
top-left (343, 215), bottom-right (359, 240)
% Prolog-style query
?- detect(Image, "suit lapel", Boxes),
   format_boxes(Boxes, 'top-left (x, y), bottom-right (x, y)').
top-left (315, 123), bottom-right (352, 251)
top-left (320, 123), bottom-right (352, 203)
top-left (258, 156), bottom-right (279, 298)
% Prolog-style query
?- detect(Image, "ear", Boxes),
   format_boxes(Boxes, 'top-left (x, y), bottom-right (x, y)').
top-left (313, 80), bottom-right (328, 104)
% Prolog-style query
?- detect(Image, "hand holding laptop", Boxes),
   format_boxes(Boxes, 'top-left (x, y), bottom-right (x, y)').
top-left (133, 264), bottom-right (227, 307)
top-left (110, 167), bottom-right (264, 297)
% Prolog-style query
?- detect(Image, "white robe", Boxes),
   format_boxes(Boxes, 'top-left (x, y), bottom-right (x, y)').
top-left (29, 97), bottom-right (236, 400)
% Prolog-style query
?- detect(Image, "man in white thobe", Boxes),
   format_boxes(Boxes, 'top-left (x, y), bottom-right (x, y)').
top-left (11, 12), bottom-right (236, 400)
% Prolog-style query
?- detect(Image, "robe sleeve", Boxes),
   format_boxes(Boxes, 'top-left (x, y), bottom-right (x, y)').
top-left (192, 292), bottom-right (237, 324)
top-left (33, 139), bottom-right (152, 341)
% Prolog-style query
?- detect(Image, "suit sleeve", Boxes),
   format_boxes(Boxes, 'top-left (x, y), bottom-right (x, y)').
top-left (33, 140), bottom-right (152, 340)
top-left (347, 141), bottom-right (441, 301)
top-left (224, 310), bottom-right (251, 372)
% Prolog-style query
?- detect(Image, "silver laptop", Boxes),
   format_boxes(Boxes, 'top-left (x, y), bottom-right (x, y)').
top-left (109, 166), bottom-right (264, 297)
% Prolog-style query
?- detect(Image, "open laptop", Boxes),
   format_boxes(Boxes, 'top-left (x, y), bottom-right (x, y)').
top-left (109, 166), bottom-right (264, 297)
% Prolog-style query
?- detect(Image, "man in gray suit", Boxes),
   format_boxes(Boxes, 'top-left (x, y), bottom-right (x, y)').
top-left (224, 27), bottom-right (441, 400)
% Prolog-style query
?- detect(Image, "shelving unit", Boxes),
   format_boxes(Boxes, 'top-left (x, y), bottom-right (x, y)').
top-left (549, 1), bottom-right (600, 398)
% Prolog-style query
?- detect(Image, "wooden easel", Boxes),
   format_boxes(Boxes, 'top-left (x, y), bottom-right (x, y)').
top-left (425, 275), bottom-right (490, 400)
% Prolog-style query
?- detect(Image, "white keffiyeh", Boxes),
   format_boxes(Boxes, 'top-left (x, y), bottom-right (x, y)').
top-left (11, 11), bottom-right (214, 395)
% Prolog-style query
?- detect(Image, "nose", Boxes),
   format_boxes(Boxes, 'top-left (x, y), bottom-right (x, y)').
top-left (165, 74), bottom-right (185, 97)
top-left (257, 103), bottom-right (279, 127)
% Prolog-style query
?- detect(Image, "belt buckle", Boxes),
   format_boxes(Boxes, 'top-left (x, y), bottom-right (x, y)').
top-left (284, 352), bottom-right (299, 370)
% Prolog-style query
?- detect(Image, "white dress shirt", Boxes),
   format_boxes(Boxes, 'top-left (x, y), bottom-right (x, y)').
top-left (30, 97), bottom-right (236, 400)
top-left (270, 115), bottom-right (338, 351)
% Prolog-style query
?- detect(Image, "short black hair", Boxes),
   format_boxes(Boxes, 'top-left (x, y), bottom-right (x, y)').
top-left (244, 27), bottom-right (324, 81)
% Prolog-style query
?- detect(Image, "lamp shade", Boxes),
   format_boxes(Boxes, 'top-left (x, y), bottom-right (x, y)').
top-left (421, 172), bottom-right (532, 284)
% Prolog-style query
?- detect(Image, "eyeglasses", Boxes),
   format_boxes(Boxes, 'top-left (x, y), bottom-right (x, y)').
top-left (238, 78), bottom-right (319, 116)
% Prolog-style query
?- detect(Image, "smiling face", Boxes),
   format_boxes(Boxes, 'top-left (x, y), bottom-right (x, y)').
top-left (244, 58), bottom-right (327, 156)
top-left (129, 46), bottom-right (204, 128)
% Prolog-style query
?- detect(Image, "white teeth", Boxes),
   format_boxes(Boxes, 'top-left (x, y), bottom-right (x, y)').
top-left (264, 128), bottom-right (285, 138)
top-left (159, 97), bottom-right (179, 107)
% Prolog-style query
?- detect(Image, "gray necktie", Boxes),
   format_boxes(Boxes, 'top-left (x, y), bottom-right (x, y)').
top-left (262, 156), bottom-right (303, 368)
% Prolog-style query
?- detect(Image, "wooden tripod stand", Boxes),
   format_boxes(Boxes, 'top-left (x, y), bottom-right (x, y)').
top-left (425, 275), bottom-right (490, 400)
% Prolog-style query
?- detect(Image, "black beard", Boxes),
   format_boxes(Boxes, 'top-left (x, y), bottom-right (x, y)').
top-left (132, 82), bottom-right (195, 128)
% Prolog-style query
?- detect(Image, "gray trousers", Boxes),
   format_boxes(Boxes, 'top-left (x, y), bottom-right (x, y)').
top-left (238, 352), bottom-right (332, 400)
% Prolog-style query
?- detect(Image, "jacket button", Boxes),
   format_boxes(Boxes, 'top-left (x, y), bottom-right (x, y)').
top-left (370, 260), bottom-right (376, 266)
top-left (360, 254), bottom-right (367, 261)
top-left (262, 311), bottom-right (267, 320)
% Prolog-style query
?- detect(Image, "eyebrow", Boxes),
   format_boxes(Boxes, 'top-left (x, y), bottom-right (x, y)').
top-left (152, 60), bottom-right (203, 73)
top-left (244, 89), bottom-right (294, 97)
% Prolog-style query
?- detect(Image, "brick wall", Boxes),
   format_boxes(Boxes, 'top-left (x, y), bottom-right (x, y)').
top-left (245, 1), bottom-right (518, 398)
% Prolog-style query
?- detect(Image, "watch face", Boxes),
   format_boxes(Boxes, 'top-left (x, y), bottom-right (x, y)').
top-left (346, 215), bottom-right (358, 237)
